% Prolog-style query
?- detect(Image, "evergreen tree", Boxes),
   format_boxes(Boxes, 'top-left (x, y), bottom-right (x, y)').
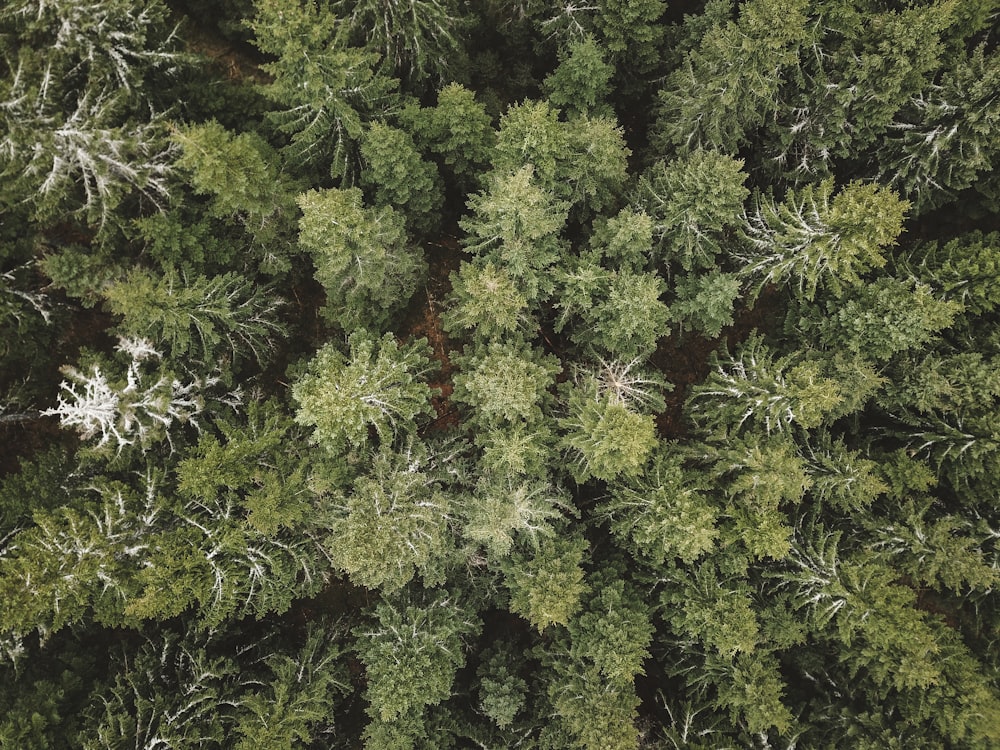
top-left (356, 588), bottom-right (479, 723)
top-left (103, 267), bottom-right (285, 366)
top-left (330, 0), bottom-right (463, 84)
top-left (292, 332), bottom-right (436, 454)
top-left (43, 338), bottom-right (224, 454)
top-left (324, 437), bottom-right (454, 591)
top-left (398, 82), bottom-right (495, 193)
top-left (297, 187), bottom-right (425, 330)
top-left (653, 0), bottom-right (810, 154)
top-left (877, 46), bottom-right (1000, 213)
top-left (250, 0), bottom-right (395, 177)
top-left (360, 121), bottom-right (444, 235)
top-left (634, 149), bottom-right (749, 272)
top-left (736, 179), bottom-right (909, 300)
top-left (541, 35), bottom-right (614, 119)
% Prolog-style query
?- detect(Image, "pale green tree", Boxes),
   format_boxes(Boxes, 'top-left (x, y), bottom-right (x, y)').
top-left (292, 332), bottom-right (436, 453)
top-left (669, 271), bottom-right (741, 339)
top-left (325, 438), bottom-right (453, 591)
top-left (451, 342), bottom-right (560, 427)
top-left (559, 381), bottom-right (658, 483)
top-left (297, 187), bottom-right (425, 330)
top-left (503, 534), bottom-right (588, 631)
top-left (460, 165), bottom-right (568, 301)
top-left (601, 448), bottom-right (719, 565)
top-left (492, 100), bottom-right (629, 218)
top-left (461, 474), bottom-right (568, 559)
top-left (171, 121), bottom-right (296, 272)
top-left (441, 260), bottom-right (534, 342)
top-left (554, 259), bottom-right (670, 358)
top-left (587, 207), bottom-right (655, 271)
top-left (686, 336), bottom-right (878, 436)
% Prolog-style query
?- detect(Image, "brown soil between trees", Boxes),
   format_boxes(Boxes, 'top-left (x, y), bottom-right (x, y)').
top-left (179, 17), bottom-right (272, 84)
top-left (401, 235), bottom-right (465, 433)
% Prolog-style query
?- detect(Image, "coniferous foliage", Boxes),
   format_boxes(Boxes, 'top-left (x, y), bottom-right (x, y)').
top-left (2, 0), bottom-right (1000, 747)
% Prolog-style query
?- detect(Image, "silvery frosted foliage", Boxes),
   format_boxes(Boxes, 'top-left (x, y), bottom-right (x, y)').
top-left (0, 82), bottom-right (174, 224)
top-left (43, 338), bottom-right (232, 453)
top-left (330, 0), bottom-right (462, 83)
top-left (0, 0), bottom-right (178, 222)
top-left (1, 0), bottom-right (179, 93)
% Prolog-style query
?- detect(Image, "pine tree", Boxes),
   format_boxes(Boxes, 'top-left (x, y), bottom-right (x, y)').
top-left (601, 447), bottom-right (719, 565)
top-left (330, 0), bottom-right (463, 84)
top-left (877, 46), bottom-right (1000, 213)
top-left (43, 338), bottom-right (223, 454)
top-left (2, 88), bottom-right (174, 225)
top-left (736, 179), bottom-right (908, 300)
top-left (324, 437), bottom-right (453, 591)
top-left (297, 187), bottom-right (425, 330)
top-left (503, 534), bottom-right (588, 631)
top-left (103, 267), bottom-right (285, 366)
top-left (441, 260), bottom-right (535, 342)
top-left (686, 336), bottom-right (864, 436)
top-left (653, 0), bottom-right (809, 154)
top-left (460, 165), bottom-right (568, 302)
top-left (634, 149), bottom-right (749, 272)
top-left (360, 121), bottom-right (444, 235)
top-left (451, 341), bottom-right (561, 427)
top-left (559, 377), bottom-right (658, 483)
top-left (292, 332), bottom-right (436, 453)
top-left (541, 35), bottom-right (614, 119)
top-left (800, 277), bottom-right (962, 362)
top-left (398, 83), bottom-right (495, 192)
top-left (355, 588), bottom-right (479, 722)
top-left (250, 0), bottom-right (395, 177)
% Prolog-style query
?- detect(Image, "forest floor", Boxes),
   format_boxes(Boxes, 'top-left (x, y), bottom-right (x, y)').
top-left (400, 235), bottom-right (465, 433)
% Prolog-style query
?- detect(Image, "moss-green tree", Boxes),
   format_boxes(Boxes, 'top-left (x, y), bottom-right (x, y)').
top-left (297, 187), bottom-right (425, 330)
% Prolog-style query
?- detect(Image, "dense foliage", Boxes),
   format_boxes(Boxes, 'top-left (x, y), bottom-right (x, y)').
top-left (2, 0), bottom-right (1000, 747)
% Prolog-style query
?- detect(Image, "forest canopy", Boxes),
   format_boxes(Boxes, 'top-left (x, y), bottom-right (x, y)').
top-left (2, 0), bottom-right (1000, 747)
